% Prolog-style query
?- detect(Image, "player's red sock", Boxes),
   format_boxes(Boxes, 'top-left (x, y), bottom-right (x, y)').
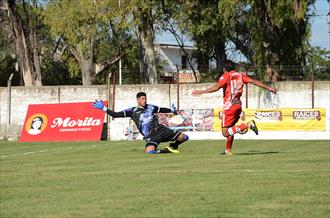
top-left (226, 135), bottom-right (234, 151)
top-left (227, 123), bottom-right (248, 136)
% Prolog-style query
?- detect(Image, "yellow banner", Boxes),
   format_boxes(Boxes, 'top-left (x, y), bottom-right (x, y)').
top-left (214, 108), bottom-right (326, 131)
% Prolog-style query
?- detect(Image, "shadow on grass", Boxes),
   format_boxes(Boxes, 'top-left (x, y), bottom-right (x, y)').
top-left (234, 151), bottom-right (279, 155)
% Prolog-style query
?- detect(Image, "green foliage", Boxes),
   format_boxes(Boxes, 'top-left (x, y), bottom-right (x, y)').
top-left (94, 31), bottom-right (141, 84)
top-left (41, 59), bottom-right (82, 85)
top-left (305, 46), bottom-right (330, 80)
top-left (0, 27), bottom-right (19, 86)
top-left (43, 0), bottom-right (130, 85)
top-left (239, 0), bottom-right (316, 81)
top-left (44, 0), bottom-right (118, 47)
top-left (0, 0), bottom-right (325, 85)
top-left (0, 55), bottom-right (19, 86)
top-left (176, 1), bottom-right (226, 53)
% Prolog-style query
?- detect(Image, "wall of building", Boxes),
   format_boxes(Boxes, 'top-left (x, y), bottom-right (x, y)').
top-left (1, 81), bottom-right (329, 140)
top-left (156, 46), bottom-right (198, 72)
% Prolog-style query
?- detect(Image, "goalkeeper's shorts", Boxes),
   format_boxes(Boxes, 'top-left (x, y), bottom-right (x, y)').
top-left (144, 125), bottom-right (181, 148)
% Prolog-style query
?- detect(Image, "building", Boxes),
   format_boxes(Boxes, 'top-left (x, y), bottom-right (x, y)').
top-left (155, 43), bottom-right (202, 83)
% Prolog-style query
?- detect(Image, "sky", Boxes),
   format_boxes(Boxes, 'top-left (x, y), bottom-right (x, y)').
top-left (310, 0), bottom-right (329, 50)
top-left (156, 0), bottom-right (330, 54)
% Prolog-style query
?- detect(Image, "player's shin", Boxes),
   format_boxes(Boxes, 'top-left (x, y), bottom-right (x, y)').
top-left (226, 135), bottom-right (234, 151)
top-left (227, 123), bottom-right (249, 136)
top-left (170, 134), bottom-right (189, 149)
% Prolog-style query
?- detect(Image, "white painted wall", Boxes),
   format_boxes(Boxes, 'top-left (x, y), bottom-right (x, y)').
top-left (156, 45), bottom-right (198, 72)
top-left (0, 81), bottom-right (329, 140)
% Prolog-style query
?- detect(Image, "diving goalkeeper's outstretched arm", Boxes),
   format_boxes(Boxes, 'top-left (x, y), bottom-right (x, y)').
top-left (92, 99), bottom-right (132, 118)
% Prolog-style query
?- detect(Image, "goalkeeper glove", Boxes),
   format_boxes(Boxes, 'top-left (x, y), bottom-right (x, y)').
top-left (93, 99), bottom-right (107, 112)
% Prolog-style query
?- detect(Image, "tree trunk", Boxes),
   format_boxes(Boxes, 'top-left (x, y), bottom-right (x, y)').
top-left (29, 22), bottom-right (42, 85)
top-left (197, 52), bottom-right (209, 73)
top-left (214, 41), bottom-right (226, 71)
top-left (80, 59), bottom-right (94, 86)
top-left (137, 7), bottom-right (158, 84)
top-left (4, 0), bottom-right (42, 86)
top-left (84, 38), bottom-right (95, 86)
top-left (68, 39), bottom-right (95, 85)
top-left (138, 38), bottom-right (148, 84)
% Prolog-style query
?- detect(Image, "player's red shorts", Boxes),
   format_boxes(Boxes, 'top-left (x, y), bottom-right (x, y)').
top-left (222, 104), bottom-right (242, 128)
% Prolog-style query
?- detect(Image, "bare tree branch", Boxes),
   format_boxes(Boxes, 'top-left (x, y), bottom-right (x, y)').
top-left (95, 54), bottom-right (123, 75)
top-left (166, 21), bottom-right (198, 83)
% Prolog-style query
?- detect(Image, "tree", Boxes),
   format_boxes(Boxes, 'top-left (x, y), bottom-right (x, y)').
top-left (126, 0), bottom-right (158, 84)
top-left (157, 1), bottom-right (199, 82)
top-left (44, 0), bottom-right (121, 85)
top-left (159, 0), bottom-right (232, 81)
top-left (0, 26), bottom-right (20, 86)
top-left (228, 0), bottom-right (316, 82)
top-left (94, 24), bottom-right (141, 85)
top-left (1, 0), bottom-right (43, 86)
top-left (176, 0), bottom-right (317, 83)
top-left (306, 46), bottom-right (330, 80)
top-left (181, 0), bottom-right (228, 71)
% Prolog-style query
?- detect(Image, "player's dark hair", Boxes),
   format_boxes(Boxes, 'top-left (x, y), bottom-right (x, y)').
top-left (136, 92), bottom-right (147, 99)
top-left (224, 60), bottom-right (236, 72)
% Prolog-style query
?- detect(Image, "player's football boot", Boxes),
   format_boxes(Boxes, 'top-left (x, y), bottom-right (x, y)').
top-left (248, 120), bottom-right (259, 135)
top-left (164, 145), bottom-right (181, 154)
top-left (224, 149), bottom-right (233, 155)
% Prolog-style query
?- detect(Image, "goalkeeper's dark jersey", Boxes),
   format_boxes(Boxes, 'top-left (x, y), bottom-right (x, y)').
top-left (105, 104), bottom-right (171, 138)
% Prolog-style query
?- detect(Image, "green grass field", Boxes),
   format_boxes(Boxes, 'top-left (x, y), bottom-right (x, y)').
top-left (0, 140), bottom-right (329, 218)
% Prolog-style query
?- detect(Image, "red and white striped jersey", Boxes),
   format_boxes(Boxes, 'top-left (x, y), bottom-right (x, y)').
top-left (217, 71), bottom-right (251, 110)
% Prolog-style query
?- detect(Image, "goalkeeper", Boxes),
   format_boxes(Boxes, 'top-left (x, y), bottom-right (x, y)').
top-left (93, 92), bottom-right (189, 154)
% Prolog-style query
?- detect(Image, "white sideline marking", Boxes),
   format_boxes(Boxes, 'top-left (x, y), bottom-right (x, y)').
top-left (85, 169), bottom-right (330, 174)
top-left (21, 150), bottom-right (49, 155)
top-left (0, 144), bottom-right (103, 158)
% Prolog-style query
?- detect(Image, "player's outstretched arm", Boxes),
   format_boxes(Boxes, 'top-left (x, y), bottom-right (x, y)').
top-left (249, 79), bottom-right (278, 94)
top-left (192, 83), bottom-right (222, 96)
top-left (92, 99), bottom-right (129, 118)
top-left (159, 107), bottom-right (178, 115)
top-left (153, 105), bottom-right (177, 115)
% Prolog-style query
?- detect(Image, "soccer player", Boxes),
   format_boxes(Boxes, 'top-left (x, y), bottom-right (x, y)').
top-left (92, 92), bottom-right (189, 154)
top-left (192, 60), bottom-right (277, 155)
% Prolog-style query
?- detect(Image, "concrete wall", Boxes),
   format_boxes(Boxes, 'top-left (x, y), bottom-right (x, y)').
top-left (1, 81), bottom-right (329, 140)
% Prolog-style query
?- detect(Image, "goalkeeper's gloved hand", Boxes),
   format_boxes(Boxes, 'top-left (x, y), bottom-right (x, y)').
top-left (92, 99), bottom-right (107, 112)
top-left (171, 103), bottom-right (177, 115)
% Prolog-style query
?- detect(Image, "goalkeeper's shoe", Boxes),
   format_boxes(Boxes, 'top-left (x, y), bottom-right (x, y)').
top-left (164, 145), bottom-right (180, 154)
top-left (248, 120), bottom-right (259, 135)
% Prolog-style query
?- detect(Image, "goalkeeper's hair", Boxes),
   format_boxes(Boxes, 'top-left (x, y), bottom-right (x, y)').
top-left (136, 92), bottom-right (146, 99)
top-left (224, 60), bottom-right (236, 72)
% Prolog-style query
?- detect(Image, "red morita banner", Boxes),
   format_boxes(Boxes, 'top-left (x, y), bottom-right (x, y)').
top-left (19, 102), bottom-right (107, 142)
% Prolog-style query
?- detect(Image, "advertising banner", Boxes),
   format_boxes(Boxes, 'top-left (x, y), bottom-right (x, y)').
top-left (158, 109), bottom-right (214, 131)
top-left (19, 102), bottom-right (107, 142)
top-left (214, 108), bottom-right (326, 131)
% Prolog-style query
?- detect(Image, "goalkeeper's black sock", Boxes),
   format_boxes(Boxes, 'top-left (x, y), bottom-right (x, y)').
top-left (170, 134), bottom-right (189, 149)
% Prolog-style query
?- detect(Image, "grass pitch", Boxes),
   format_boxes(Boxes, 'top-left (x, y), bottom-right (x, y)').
top-left (0, 139), bottom-right (329, 218)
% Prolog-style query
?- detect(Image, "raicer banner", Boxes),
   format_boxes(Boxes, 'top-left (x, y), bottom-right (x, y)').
top-left (214, 108), bottom-right (326, 132)
top-left (19, 102), bottom-right (107, 142)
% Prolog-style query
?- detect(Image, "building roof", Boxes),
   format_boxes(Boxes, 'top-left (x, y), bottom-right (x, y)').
top-left (155, 43), bottom-right (196, 50)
